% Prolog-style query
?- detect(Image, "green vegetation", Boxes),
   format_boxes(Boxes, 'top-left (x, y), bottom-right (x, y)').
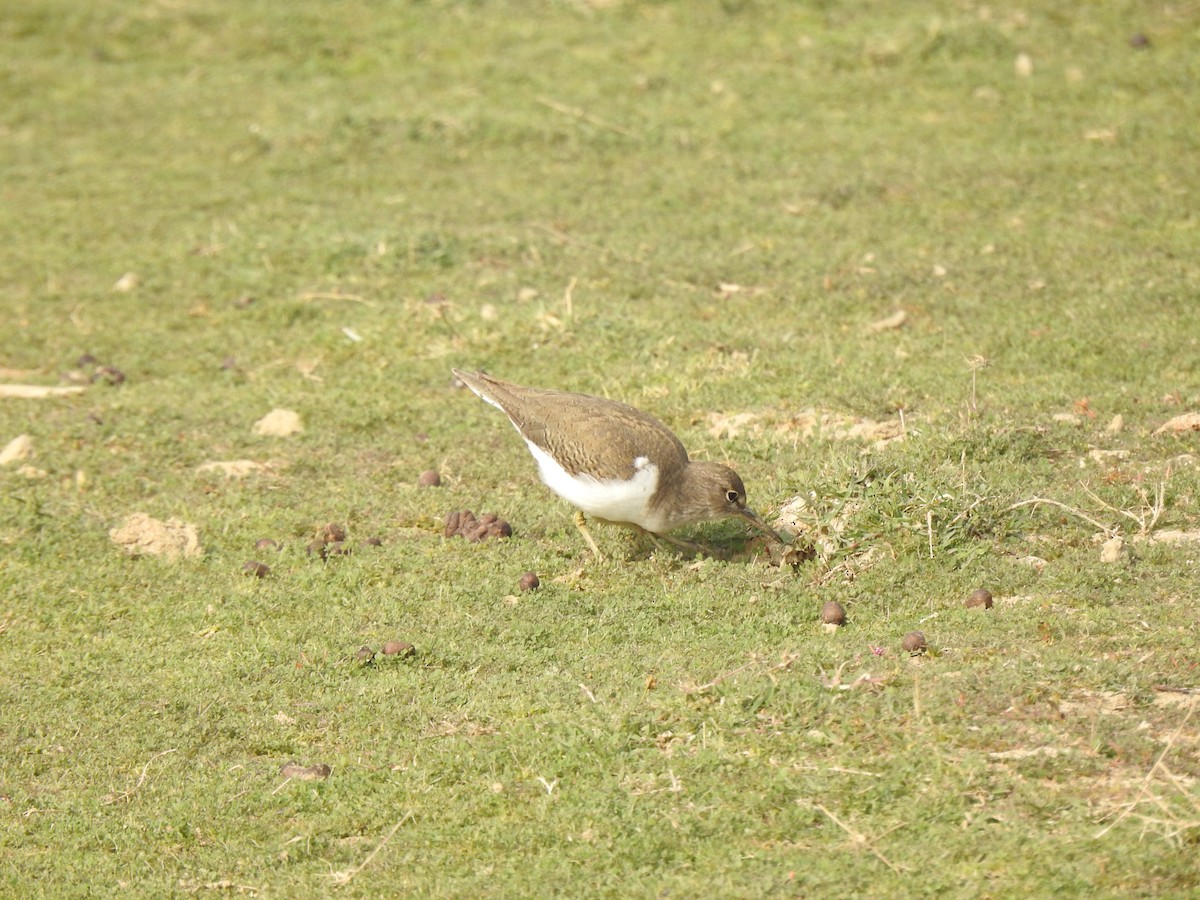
top-left (3, 1), bottom-right (1199, 895)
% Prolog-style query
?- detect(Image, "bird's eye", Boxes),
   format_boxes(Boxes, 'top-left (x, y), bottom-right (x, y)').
top-left (726, 490), bottom-right (740, 503)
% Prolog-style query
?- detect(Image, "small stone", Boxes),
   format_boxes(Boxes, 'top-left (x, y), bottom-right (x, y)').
top-left (322, 523), bottom-right (347, 543)
top-left (306, 539), bottom-right (328, 559)
top-left (1100, 535), bottom-right (1126, 564)
top-left (0, 434), bottom-right (34, 466)
top-left (355, 646), bottom-right (375, 663)
top-left (242, 560), bottom-right (270, 578)
top-left (820, 601), bottom-right (846, 626)
top-left (77, 353), bottom-right (99, 367)
top-left (113, 272), bottom-right (138, 292)
top-left (1129, 33), bottom-right (1150, 48)
top-left (254, 538), bottom-right (280, 552)
top-left (417, 469), bottom-right (442, 488)
top-left (252, 408), bottom-right (303, 437)
top-left (382, 640), bottom-right (415, 657)
top-left (965, 588), bottom-right (994, 609)
top-left (361, 536), bottom-right (383, 547)
top-left (518, 572), bottom-right (540, 591)
top-left (901, 631), bottom-right (927, 654)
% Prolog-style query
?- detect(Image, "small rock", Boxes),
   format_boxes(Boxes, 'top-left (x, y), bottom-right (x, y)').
top-left (518, 572), bottom-right (540, 591)
top-left (820, 601), bottom-right (846, 626)
top-left (77, 353), bottom-right (99, 367)
top-left (252, 408), bottom-right (303, 437)
top-left (361, 536), bottom-right (383, 547)
top-left (417, 469), bottom-right (442, 488)
top-left (1100, 535), bottom-right (1126, 564)
top-left (242, 560), bottom-right (270, 578)
top-left (255, 538), bottom-right (280, 551)
top-left (0, 434), bottom-right (34, 466)
top-left (965, 588), bottom-right (993, 609)
top-left (382, 640), bottom-right (415, 657)
top-left (1129, 33), bottom-right (1150, 48)
top-left (1153, 412), bottom-right (1200, 436)
top-left (109, 513), bottom-right (202, 560)
top-left (901, 631), bottom-right (927, 654)
top-left (113, 272), bottom-right (138, 292)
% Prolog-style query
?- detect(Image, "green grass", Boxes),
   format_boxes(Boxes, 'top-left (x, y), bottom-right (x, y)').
top-left (3, 0), bottom-right (1200, 895)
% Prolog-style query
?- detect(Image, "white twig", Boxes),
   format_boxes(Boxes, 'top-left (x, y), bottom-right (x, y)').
top-left (104, 749), bottom-right (177, 805)
top-left (331, 812), bottom-right (414, 888)
top-left (1007, 497), bottom-right (1116, 536)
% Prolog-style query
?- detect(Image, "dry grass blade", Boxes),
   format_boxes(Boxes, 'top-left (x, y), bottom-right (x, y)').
top-left (1007, 496), bottom-right (1116, 536)
top-left (103, 749), bottom-right (178, 805)
top-left (330, 811), bottom-right (415, 888)
top-left (535, 96), bottom-right (636, 137)
top-left (810, 802), bottom-right (905, 874)
top-left (1095, 697), bottom-right (1198, 840)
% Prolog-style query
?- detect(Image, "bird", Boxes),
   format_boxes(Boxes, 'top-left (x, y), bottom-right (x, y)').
top-left (453, 368), bottom-right (782, 558)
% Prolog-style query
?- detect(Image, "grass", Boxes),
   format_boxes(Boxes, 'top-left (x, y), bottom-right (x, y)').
top-left (3, 0), bottom-right (1200, 895)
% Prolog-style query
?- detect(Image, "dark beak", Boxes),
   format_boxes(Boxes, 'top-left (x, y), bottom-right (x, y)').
top-left (738, 506), bottom-right (785, 544)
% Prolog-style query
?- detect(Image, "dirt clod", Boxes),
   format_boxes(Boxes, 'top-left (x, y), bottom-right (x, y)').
top-left (966, 588), bottom-right (993, 609)
top-left (901, 631), bottom-right (927, 654)
top-left (242, 560), bottom-right (270, 578)
top-left (418, 469), bottom-right (442, 488)
top-left (821, 601), bottom-right (846, 625)
top-left (444, 510), bottom-right (512, 542)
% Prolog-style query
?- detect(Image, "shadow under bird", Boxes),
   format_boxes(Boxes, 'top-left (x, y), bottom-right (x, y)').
top-left (453, 369), bottom-right (783, 558)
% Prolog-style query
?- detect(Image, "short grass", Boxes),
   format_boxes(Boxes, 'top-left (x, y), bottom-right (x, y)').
top-left (3, 0), bottom-right (1200, 895)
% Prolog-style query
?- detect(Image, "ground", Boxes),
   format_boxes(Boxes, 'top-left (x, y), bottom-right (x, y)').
top-left (2, 1), bottom-right (1199, 896)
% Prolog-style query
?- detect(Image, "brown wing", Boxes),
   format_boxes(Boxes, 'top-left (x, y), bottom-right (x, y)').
top-left (456, 371), bottom-right (689, 482)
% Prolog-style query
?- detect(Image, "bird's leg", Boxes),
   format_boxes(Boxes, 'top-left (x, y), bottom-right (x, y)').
top-left (646, 530), bottom-right (731, 561)
top-left (573, 510), bottom-right (605, 561)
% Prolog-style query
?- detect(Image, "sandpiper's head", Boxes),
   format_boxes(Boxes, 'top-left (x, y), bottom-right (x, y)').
top-left (679, 461), bottom-right (783, 542)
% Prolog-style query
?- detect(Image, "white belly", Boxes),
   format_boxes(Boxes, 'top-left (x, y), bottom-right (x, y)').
top-left (525, 439), bottom-right (659, 529)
